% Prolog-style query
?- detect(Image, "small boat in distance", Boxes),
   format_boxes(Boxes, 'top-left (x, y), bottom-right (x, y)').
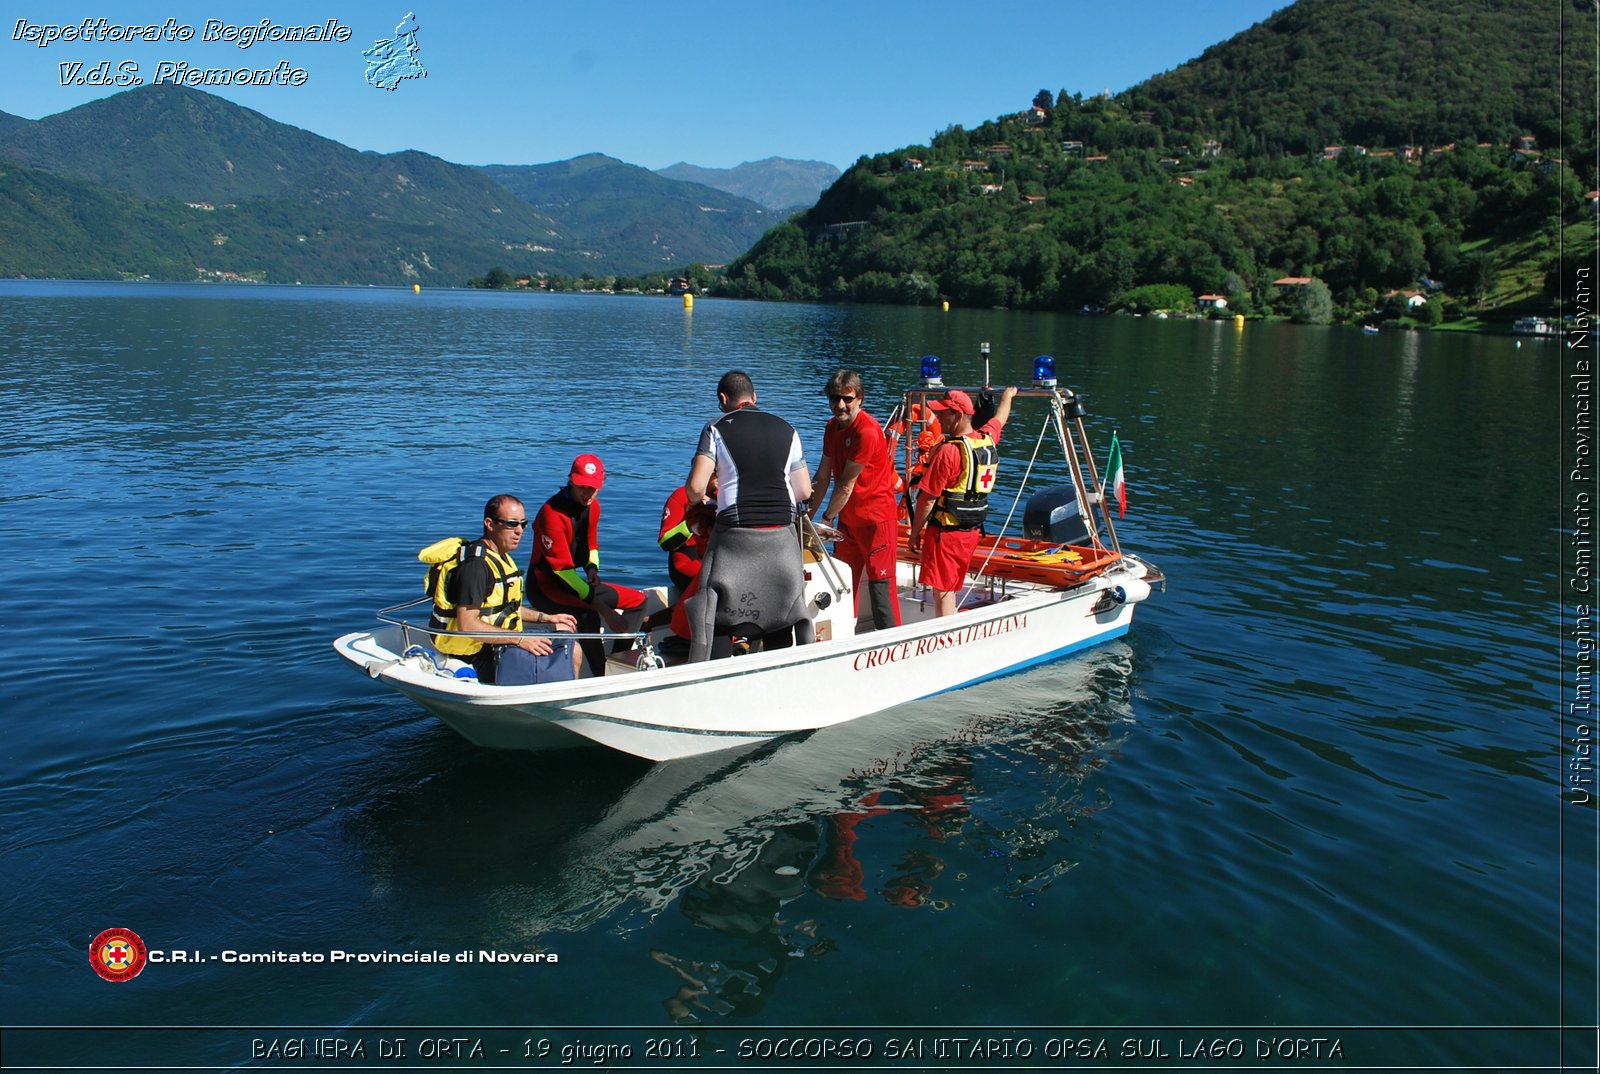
top-left (333, 352), bottom-right (1164, 762)
top-left (1361, 324), bottom-right (1380, 334)
top-left (1512, 316), bottom-right (1555, 336)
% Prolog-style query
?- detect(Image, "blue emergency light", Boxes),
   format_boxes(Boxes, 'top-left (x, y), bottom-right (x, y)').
top-left (1033, 354), bottom-right (1057, 388)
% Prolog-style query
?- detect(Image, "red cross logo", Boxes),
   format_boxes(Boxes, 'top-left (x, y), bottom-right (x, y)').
top-left (90, 928), bottom-right (147, 982)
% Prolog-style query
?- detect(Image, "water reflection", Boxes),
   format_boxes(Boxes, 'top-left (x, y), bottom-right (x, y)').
top-left (349, 645), bottom-right (1137, 1020)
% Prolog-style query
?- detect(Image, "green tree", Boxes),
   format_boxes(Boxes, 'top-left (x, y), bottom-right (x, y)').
top-left (1452, 251), bottom-right (1498, 306)
top-left (1122, 283), bottom-right (1196, 313)
top-left (1293, 278), bottom-right (1335, 324)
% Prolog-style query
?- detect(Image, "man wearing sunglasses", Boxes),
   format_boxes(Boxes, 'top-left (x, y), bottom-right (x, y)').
top-left (430, 494), bottom-right (578, 684)
top-left (806, 369), bottom-right (901, 631)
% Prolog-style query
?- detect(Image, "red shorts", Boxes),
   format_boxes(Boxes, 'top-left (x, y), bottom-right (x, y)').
top-left (920, 526), bottom-right (980, 591)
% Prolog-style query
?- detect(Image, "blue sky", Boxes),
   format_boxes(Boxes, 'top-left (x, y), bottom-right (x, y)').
top-left (2, 2), bottom-right (1289, 171)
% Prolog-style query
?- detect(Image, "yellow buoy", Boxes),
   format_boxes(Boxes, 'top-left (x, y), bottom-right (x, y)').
top-left (413, 283), bottom-right (421, 294)
top-left (683, 293), bottom-right (694, 310)
top-left (1233, 313), bottom-right (1245, 328)
top-left (942, 300), bottom-right (950, 312)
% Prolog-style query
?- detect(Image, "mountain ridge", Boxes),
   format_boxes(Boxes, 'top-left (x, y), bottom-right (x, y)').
top-left (655, 157), bottom-right (840, 212)
top-left (0, 86), bottom-right (781, 281)
top-left (723, 0), bottom-right (1596, 319)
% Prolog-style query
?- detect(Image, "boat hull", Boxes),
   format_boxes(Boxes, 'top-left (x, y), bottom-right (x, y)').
top-left (333, 559), bottom-right (1156, 762)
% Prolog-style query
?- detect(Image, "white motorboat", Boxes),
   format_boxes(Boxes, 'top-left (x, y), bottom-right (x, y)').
top-left (333, 355), bottom-right (1164, 762)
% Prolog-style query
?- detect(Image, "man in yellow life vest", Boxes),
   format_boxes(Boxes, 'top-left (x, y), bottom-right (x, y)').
top-left (907, 386), bottom-right (1018, 618)
top-left (426, 494), bottom-right (577, 684)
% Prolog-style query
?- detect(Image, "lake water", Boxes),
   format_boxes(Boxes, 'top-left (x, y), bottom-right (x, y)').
top-left (0, 281), bottom-right (1591, 1071)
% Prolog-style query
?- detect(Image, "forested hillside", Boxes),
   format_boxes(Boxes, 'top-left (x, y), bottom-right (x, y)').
top-left (479, 154), bottom-right (774, 272)
top-left (723, 0), bottom-right (1596, 322)
top-left (0, 88), bottom-right (783, 282)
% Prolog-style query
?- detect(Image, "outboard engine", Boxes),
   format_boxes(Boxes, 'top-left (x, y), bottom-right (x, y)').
top-left (1022, 484), bottom-right (1091, 546)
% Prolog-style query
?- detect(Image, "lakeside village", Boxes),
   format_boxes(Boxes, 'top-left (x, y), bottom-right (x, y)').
top-left (468, 118), bottom-right (1593, 340)
top-left (463, 264), bottom-right (1583, 341)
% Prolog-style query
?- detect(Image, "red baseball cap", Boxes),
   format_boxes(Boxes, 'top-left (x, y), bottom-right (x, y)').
top-left (928, 389), bottom-right (975, 415)
top-left (569, 453), bottom-right (605, 488)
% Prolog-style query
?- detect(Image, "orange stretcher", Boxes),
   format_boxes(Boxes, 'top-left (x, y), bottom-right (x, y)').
top-left (895, 525), bottom-right (1121, 588)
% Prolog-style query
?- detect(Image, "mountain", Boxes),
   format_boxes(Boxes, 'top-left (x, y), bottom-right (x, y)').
top-left (1132, 0), bottom-right (1592, 155)
top-left (724, 0), bottom-right (1596, 320)
top-left (0, 86), bottom-right (774, 283)
top-left (479, 154), bottom-right (774, 270)
top-left (0, 110), bottom-right (31, 139)
top-left (0, 86), bottom-right (589, 282)
top-left (656, 158), bottom-right (841, 212)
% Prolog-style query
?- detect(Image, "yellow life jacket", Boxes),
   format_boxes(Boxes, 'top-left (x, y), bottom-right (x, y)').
top-left (421, 537), bottom-right (524, 656)
top-left (930, 432), bottom-right (998, 530)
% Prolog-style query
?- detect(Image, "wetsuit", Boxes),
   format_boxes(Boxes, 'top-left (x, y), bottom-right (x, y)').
top-left (527, 486), bottom-right (645, 675)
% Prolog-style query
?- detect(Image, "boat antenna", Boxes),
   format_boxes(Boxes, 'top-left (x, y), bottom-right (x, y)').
top-left (980, 341), bottom-right (991, 389)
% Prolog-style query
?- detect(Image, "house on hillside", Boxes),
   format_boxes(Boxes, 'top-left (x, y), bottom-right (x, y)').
top-left (1322, 145), bottom-right (1368, 161)
top-left (817, 221), bottom-right (869, 241)
top-left (1383, 289), bottom-right (1428, 311)
top-left (1197, 294), bottom-right (1228, 313)
top-left (1274, 276), bottom-right (1313, 292)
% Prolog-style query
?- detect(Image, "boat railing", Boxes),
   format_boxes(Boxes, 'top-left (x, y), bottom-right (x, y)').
top-left (373, 596), bottom-right (650, 653)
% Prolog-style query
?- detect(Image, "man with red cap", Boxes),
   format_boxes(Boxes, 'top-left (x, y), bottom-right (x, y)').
top-left (528, 453), bottom-right (648, 676)
top-left (907, 385), bottom-right (1019, 617)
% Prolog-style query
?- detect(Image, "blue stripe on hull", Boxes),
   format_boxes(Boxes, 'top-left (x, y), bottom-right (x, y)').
top-left (925, 621), bottom-right (1131, 699)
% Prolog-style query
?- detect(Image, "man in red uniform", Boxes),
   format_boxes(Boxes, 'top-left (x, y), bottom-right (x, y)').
top-left (806, 369), bottom-right (902, 631)
top-left (907, 386), bottom-right (1018, 618)
top-left (527, 454), bottom-right (647, 676)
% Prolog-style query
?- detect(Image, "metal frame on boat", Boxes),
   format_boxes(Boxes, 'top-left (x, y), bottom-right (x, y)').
top-left (333, 353), bottom-right (1164, 762)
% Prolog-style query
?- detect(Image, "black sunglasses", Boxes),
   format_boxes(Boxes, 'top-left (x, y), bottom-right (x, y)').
top-left (496, 518), bottom-right (529, 529)
top-left (828, 393), bottom-right (857, 404)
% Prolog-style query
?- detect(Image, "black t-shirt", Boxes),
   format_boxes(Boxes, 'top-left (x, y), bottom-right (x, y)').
top-left (448, 550), bottom-right (495, 609)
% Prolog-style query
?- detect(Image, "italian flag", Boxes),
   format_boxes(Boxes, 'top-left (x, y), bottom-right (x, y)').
top-left (1105, 431), bottom-right (1126, 517)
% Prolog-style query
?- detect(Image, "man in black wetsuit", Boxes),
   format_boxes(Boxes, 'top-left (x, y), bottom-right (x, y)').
top-left (683, 370), bottom-right (814, 661)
